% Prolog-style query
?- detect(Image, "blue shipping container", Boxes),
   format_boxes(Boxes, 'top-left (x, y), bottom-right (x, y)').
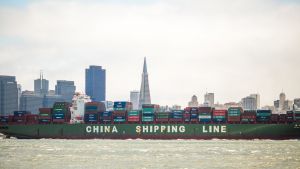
top-left (13, 111), bottom-right (30, 116)
top-left (113, 102), bottom-right (127, 109)
top-left (101, 111), bottom-right (113, 117)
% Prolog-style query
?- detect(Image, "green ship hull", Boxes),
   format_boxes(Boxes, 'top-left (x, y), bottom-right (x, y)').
top-left (1, 123), bottom-right (300, 139)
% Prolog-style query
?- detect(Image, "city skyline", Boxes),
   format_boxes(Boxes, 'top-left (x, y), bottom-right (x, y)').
top-left (0, 0), bottom-right (300, 106)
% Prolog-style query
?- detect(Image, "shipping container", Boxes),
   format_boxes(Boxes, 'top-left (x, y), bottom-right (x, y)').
top-left (228, 107), bottom-right (243, 117)
top-left (84, 112), bottom-right (99, 123)
top-left (295, 111), bottom-right (300, 122)
top-left (128, 110), bottom-right (140, 116)
top-left (127, 116), bottom-right (140, 122)
top-left (52, 102), bottom-right (71, 123)
top-left (256, 110), bottom-right (271, 123)
top-left (113, 101), bottom-right (133, 111)
top-left (85, 102), bottom-right (106, 113)
top-left (271, 114), bottom-right (279, 123)
top-left (0, 116), bottom-right (9, 124)
top-left (227, 116), bottom-right (241, 123)
top-left (142, 104), bottom-right (159, 109)
top-left (26, 115), bottom-right (39, 124)
top-left (13, 111), bottom-right (30, 117)
top-left (279, 114), bottom-right (287, 123)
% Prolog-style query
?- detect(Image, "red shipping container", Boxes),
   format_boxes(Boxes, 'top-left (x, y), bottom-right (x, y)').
top-left (39, 108), bottom-right (52, 114)
top-left (213, 110), bottom-right (227, 115)
top-left (228, 116), bottom-right (240, 122)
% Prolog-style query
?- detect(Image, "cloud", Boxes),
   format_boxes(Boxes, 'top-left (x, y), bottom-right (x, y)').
top-left (0, 0), bottom-right (300, 106)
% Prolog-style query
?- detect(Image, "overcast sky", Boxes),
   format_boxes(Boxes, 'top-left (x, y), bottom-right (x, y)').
top-left (0, 0), bottom-right (300, 107)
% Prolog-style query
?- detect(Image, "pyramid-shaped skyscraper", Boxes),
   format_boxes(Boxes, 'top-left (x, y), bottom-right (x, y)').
top-left (138, 57), bottom-right (151, 109)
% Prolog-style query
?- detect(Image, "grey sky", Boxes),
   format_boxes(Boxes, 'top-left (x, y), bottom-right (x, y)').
top-left (0, 0), bottom-right (299, 107)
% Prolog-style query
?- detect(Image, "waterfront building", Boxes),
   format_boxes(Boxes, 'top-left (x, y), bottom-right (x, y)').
top-left (294, 98), bottom-right (300, 108)
top-left (250, 94), bottom-right (260, 109)
top-left (85, 65), bottom-right (106, 102)
top-left (55, 80), bottom-right (76, 102)
top-left (34, 72), bottom-right (49, 95)
top-left (188, 95), bottom-right (199, 107)
top-left (0, 75), bottom-right (18, 115)
top-left (204, 93), bottom-right (214, 107)
top-left (138, 57), bottom-right (151, 109)
top-left (279, 92), bottom-right (286, 110)
top-left (17, 84), bottom-right (22, 110)
top-left (130, 90), bottom-right (139, 110)
top-left (20, 91), bottom-right (43, 114)
top-left (43, 93), bottom-right (64, 108)
top-left (241, 96), bottom-right (257, 110)
top-left (274, 100), bottom-right (280, 109)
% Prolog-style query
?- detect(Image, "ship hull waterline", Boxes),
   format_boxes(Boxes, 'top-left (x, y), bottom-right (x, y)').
top-left (1, 123), bottom-right (300, 140)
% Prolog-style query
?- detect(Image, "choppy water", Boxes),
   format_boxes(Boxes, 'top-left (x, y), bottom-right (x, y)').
top-left (0, 139), bottom-right (299, 169)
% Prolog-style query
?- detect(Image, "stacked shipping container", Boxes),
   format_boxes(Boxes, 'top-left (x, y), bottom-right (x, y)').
top-left (256, 110), bottom-right (271, 123)
top-left (127, 110), bottom-right (140, 122)
top-left (155, 112), bottom-right (169, 123)
top-left (241, 110), bottom-right (256, 123)
top-left (295, 111), bottom-right (300, 122)
top-left (169, 110), bottom-right (184, 123)
top-left (100, 111), bottom-right (113, 123)
top-left (39, 108), bottom-right (52, 124)
top-left (213, 109), bottom-right (227, 123)
top-left (84, 102), bottom-right (105, 124)
top-left (13, 111), bottom-right (30, 124)
top-left (142, 104), bottom-right (159, 122)
top-left (52, 102), bottom-right (71, 123)
top-left (198, 107), bottom-right (213, 123)
top-left (113, 102), bottom-right (132, 123)
top-left (227, 107), bottom-right (242, 123)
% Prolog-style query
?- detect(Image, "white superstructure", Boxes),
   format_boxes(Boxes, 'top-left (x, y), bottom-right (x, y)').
top-left (70, 92), bottom-right (91, 124)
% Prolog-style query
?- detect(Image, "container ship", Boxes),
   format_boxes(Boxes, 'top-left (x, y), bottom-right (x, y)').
top-left (0, 101), bottom-right (300, 139)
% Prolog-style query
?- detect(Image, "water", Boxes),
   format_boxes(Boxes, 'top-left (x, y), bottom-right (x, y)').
top-left (0, 139), bottom-right (300, 169)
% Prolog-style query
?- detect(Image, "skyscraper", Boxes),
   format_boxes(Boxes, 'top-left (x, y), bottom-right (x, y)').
top-left (85, 65), bottom-right (106, 102)
top-left (279, 92), bottom-right (286, 110)
top-left (250, 94), bottom-right (260, 109)
top-left (55, 80), bottom-right (76, 102)
top-left (20, 90), bottom-right (43, 114)
top-left (241, 96), bottom-right (257, 110)
top-left (204, 93), bottom-right (214, 107)
top-left (188, 95), bottom-right (199, 107)
top-left (138, 57), bottom-right (151, 109)
top-left (0, 75), bottom-right (18, 115)
top-left (34, 72), bottom-right (49, 95)
top-left (130, 90), bottom-right (139, 110)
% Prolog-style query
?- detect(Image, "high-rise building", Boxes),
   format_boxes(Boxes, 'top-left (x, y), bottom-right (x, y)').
top-left (34, 72), bottom-right (49, 95)
top-left (204, 93), bottom-right (214, 107)
top-left (241, 96), bottom-right (257, 110)
top-left (241, 94), bottom-right (260, 110)
top-left (55, 80), bottom-right (76, 102)
top-left (130, 90), bottom-right (139, 110)
top-left (188, 95), bottom-right (199, 107)
top-left (294, 98), bottom-right (300, 109)
top-left (283, 100), bottom-right (293, 111)
top-left (138, 57), bottom-right (151, 109)
top-left (0, 75), bottom-right (18, 115)
top-left (20, 91), bottom-right (43, 114)
top-left (85, 66), bottom-right (106, 102)
top-left (274, 100), bottom-right (280, 109)
top-left (17, 84), bottom-right (22, 110)
top-left (250, 94), bottom-right (260, 109)
top-left (43, 93), bottom-right (64, 108)
top-left (279, 92), bottom-right (286, 110)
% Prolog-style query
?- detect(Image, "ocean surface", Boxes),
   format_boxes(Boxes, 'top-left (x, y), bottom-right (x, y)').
top-left (0, 139), bottom-right (299, 169)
